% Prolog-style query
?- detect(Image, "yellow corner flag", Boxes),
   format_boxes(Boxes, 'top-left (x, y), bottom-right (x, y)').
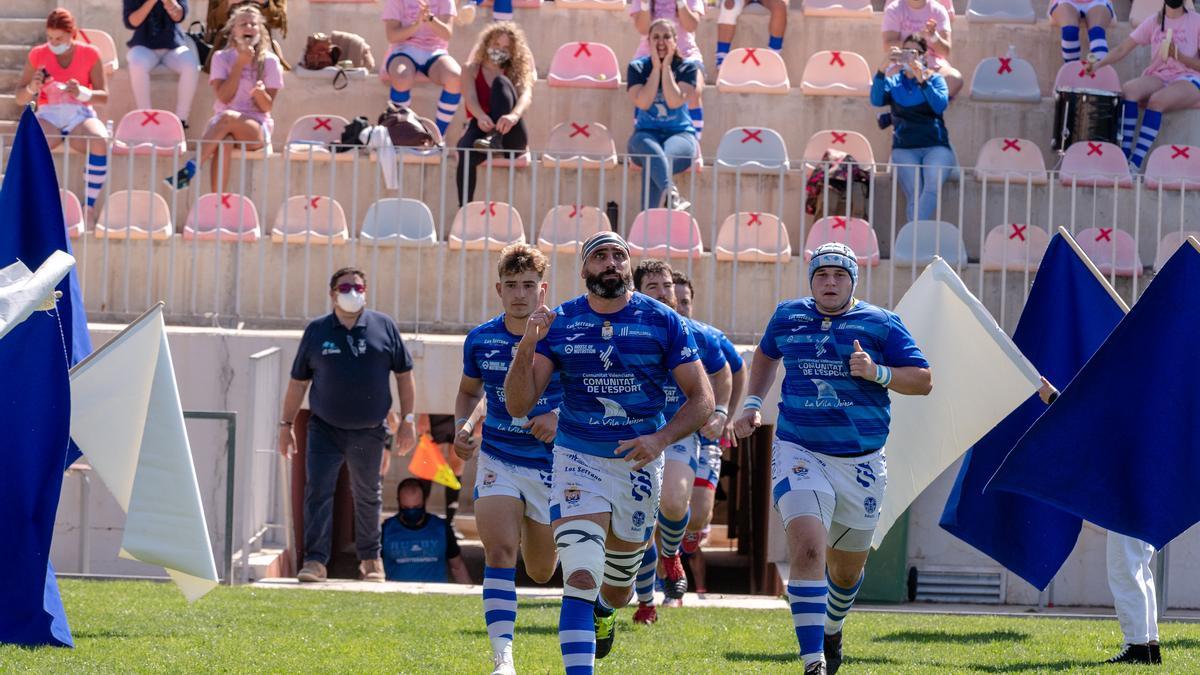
top-left (408, 433), bottom-right (462, 489)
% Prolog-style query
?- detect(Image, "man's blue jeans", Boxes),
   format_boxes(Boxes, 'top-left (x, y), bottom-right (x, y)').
top-left (303, 415), bottom-right (389, 564)
top-left (892, 145), bottom-right (958, 222)
top-left (628, 128), bottom-right (697, 210)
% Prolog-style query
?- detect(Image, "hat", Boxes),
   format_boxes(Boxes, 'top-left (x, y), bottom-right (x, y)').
top-left (808, 242), bottom-right (859, 288)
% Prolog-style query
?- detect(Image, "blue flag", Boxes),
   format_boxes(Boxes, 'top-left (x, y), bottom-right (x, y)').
top-left (939, 232), bottom-right (1126, 590)
top-left (989, 238), bottom-right (1200, 550)
top-left (0, 108), bottom-right (76, 647)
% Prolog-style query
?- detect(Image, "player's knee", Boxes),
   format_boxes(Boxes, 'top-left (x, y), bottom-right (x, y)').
top-left (828, 567), bottom-right (862, 589)
top-left (526, 560), bottom-right (556, 585)
top-left (485, 543), bottom-right (519, 568)
top-left (566, 569), bottom-right (597, 590)
top-left (555, 519), bottom-right (606, 601)
top-left (603, 545), bottom-right (644, 589)
top-left (659, 492), bottom-right (688, 520)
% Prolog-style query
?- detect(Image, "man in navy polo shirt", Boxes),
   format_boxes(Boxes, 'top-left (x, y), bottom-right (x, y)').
top-left (279, 267), bottom-right (418, 584)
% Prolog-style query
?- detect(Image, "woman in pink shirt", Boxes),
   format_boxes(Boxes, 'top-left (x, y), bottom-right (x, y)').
top-left (381, 0), bottom-right (462, 138)
top-left (1090, 0), bottom-right (1200, 170)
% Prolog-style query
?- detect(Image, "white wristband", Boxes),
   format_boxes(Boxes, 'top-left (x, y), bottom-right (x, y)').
top-left (76, 86), bottom-right (93, 102)
top-left (714, 405), bottom-right (729, 417)
top-left (742, 395), bottom-right (763, 411)
top-left (550, 407), bottom-right (560, 418)
top-left (873, 365), bottom-right (893, 387)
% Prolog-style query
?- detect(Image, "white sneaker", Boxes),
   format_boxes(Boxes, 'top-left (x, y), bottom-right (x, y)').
top-left (491, 646), bottom-right (516, 675)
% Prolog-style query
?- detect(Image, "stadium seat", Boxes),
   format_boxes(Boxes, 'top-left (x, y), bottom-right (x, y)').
top-left (715, 127), bottom-right (789, 173)
top-left (538, 204), bottom-right (610, 253)
top-left (482, 150), bottom-right (533, 169)
top-left (558, 0), bottom-right (625, 10)
top-left (548, 42), bottom-right (621, 89)
top-left (183, 193), bottom-right (261, 242)
top-left (800, 50), bottom-right (871, 97)
top-left (980, 223), bottom-right (1049, 271)
top-left (715, 212), bottom-right (792, 263)
top-left (79, 28), bottom-right (119, 73)
top-left (96, 190), bottom-right (173, 240)
top-left (1059, 141), bottom-right (1133, 188)
top-left (973, 137), bottom-right (1049, 185)
top-left (1076, 227), bottom-right (1143, 276)
top-left (111, 109), bottom-right (187, 157)
top-left (448, 201), bottom-right (526, 250)
top-left (966, 0), bottom-right (1035, 23)
top-left (542, 122), bottom-right (618, 169)
top-left (627, 209), bottom-right (704, 259)
top-left (1143, 144), bottom-right (1200, 190)
top-left (1053, 62), bottom-right (1121, 92)
top-left (802, 130), bottom-right (880, 175)
top-left (1153, 230), bottom-right (1200, 271)
top-left (61, 189), bottom-right (84, 239)
top-left (892, 220), bottom-right (968, 267)
top-left (513, 0), bottom-right (543, 6)
top-left (1131, 0), bottom-right (1194, 26)
top-left (801, 0), bottom-right (872, 17)
top-left (360, 198), bottom-right (437, 247)
top-left (285, 115), bottom-right (352, 161)
top-left (803, 216), bottom-right (881, 266)
top-left (271, 195), bottom-right (349, 245)
top-left (716, 48), bottom-right (790, 94)
top-left (970, 54), bottom-right (1041, 103)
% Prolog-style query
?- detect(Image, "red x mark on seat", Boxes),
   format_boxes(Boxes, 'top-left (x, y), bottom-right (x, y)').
top-left (746, 212), bottom-right (762, 226)
top-left (140, 110), bottom-right (161, 126)
top-left (831, 216), bottom-right (847, 229)
top-left (220, 193), bottom-right (233, 209)
top-left (1096, 227), bottom-right (1113, 242)
top-left (1171, 145), bottom-right (1191, 160)
top-left (741, 48), bottom-right (761, 65)
top-left (480, 202), bottom-right (499, 217)
top-left (308, 197), bottom-right (322, 210)
top-left (1008, 224), bottom-right (1027, 241)
top-left (829, 51), bottom-right (845, 67)
top-left (741, 129), bottom-right (763, 144)
top-left (313, 117), bottom-right (332, 131)
top-left (1002, 138), bottom-right (1021, 152)
top-left (1078, 67), bottom-right (1096, 79)
top-left (568, 204), bottom-right (580, 218)
top-left (569, 123), bottom-right (590, 138)
top-left (573, 42), bottom-right (592, 58)
top-left (1087, 142), bottom-right (1103, 156)
top-left (830, 131), bottom-right (847, 145)
top-left (997, 57), bottom-right (1013, 75)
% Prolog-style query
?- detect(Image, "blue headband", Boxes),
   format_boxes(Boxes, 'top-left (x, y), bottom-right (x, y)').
top-left (581, 232), bottom-right (630, 261)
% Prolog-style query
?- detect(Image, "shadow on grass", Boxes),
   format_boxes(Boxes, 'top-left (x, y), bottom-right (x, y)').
top-left (725, 651), bottom-right (899, 666)
top-left (968, 660), bottom-right (1091, 672)
top-left (874, 629), bottom-right (1030, 644)
top-left (458, 625), bottom-right (557, 638)
top-left (1168, 638), bottom-right (1200, 649)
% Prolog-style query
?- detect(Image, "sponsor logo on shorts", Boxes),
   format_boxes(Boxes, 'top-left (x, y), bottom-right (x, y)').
top-left (482, 471), bottom-right (497, 487)
top-left (564, 488), bottom-right (582, 505)
top-left (864, 496), bottom-right (878, 516)
top-left (632, 511), bottom-right (645, 528)
top-left (791, 461), bottom-right (808, 478)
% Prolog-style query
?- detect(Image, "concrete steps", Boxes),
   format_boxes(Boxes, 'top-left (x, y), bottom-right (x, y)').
top-left (0, 18), bottom-right (44, 47)
top-left (0, 45), bottom-right (29, 71)
top-left (3, 0), bottom-right (53, 20)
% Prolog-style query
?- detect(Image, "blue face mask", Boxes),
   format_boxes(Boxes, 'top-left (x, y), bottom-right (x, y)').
top-left (400, 507), bottom-right (425, 524)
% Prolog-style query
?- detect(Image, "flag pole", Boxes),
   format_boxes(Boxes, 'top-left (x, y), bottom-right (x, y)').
top-left (1056, 227), bottom-right (1130, 314)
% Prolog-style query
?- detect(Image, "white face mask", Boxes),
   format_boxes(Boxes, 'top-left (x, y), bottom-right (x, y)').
top-left (336, 291), bottom-right (366, 313)
top-left (48, 41), bottom-right (71, 55)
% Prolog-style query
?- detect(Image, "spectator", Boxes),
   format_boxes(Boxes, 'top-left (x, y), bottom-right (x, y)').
top-left (881, 0), bottom-right (962, 99)
top-left (1049, 0), bottom-right (1113, 63)
top-left (164, 4), bottom-right (282, 192)
top-left (279, 267), bottom-right (418, 584)
top-left (1088, 1), bottom-right (1200, 171)
top-left (455, 22), bottom-right (534, 205)
top-left (382, 0), bottom-right (462, 138)
top-left (381, 478), bottom-right (472, 583)
top-left (14, 8), bottom-right (110, 227)
top-left (123, 0), bottom-right (200, 128)
top-left (870, 38), bottom-right (956, 223)
top-left (715, 0), bottom-right (787, 70)
top-left (205, 0), bottom-right (290, 70)
top-left (628, 19), bottom-right (699, 211)
top-left (630, 0), bottom-right (706, 139)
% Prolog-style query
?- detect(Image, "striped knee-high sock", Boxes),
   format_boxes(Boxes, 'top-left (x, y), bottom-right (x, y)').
top-left (436, 89), bottom-right (462, 137)
top-left (657, 508), bottom-right (690, 558)
top-left (559, 596), bottom-right (596, 675)
top-left (636, 541), bottom-right (658, 604)
top-left (825, 571), bottom-right (864, 635)
top-left (493, 0), bottom-right (513, 20)
top-left (689, 106), bottom-right (704, 141)
top-left (1087, 25), bottom-right (1109, 58)
top-left (1131, 109), bottom-right (1162, 169)
top-left (1060, 25), bottom-right (1081, 62)
top-left (1121, 100), bottom-right (1140, 157)
top-left (716, 41), bottom-right (731, 69)
top-left (768, 34), bottom-right (784, 52)
top-left (788, 579), bottom-right (827, 667)
top-left (85, 153), bottom-right (108, 208)
top-left (390, 87), bottom-right (412, 105)
top-left (483, 566), bottom-right (518, 657)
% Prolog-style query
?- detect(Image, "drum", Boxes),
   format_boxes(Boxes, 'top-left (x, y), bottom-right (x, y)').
top-left (1052, 87), bottom-right (1121, 152)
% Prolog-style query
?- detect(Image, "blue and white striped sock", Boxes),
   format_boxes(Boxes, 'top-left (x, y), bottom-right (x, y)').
top-left (436, 89), bottom-right (462, 136)
top-left (85, 153), bottom-right (108, 208)
top-left (483, 566), bottom-right (518, 656)
top-left (716, 41), bottom-right (731, 69)
top-left (493, 0), bottom-right (513, 21)
top-left (657, 508), bottom-right (690, 558)
top-left (788, 579), bottom-right (827, 667)
top-left (1060, 25), bottom-right (1081, 62)
top-left (1132, 109), bottom-right (1162, 169)
top-left (768, 34), bottom-right (784, 51)
top-left (689, 106), bottom-right (704, 141)
top-left (389, 87), bottom-right (412, 105)
top-left (559, 596), bottom-right (596, 675)
top-left (636, 541), bottom-right (658, 604)
top-left (1121, 100), bottom-right (1140, 157)
top-left (1087, 25), bottom-right (1109, 58)
top-left (825, 571), bottom-right (864, 634)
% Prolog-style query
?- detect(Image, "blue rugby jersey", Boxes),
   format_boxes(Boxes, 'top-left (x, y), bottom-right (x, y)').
top-left (535, 293), bottom-right (699, 456)
top-left (758, 298), bottom-right (928, 455)
top-left (662, 317), bottom-right (727, 420)
top-left (703, 321), bottom-right (744, 373)
top-left (464, 315), bottom-right (562, 470)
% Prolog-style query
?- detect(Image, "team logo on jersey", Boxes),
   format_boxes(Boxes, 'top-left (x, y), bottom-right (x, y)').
top-left (681, 345), bottom-right (695, 359)
top-left (564, 333), bottom-right (586, 342)
top-left (320, 340), bottom-right (342, 355)
top-left (863, 496), bottom-right (878, 516)
top-left (806, 379), bottom-right (853, 409)
top-left (601, 321), bottom-right (614, 340)
top-left (484, 349), bottom-right (499, 359)
top-left (821, 318), bottom-right (833, 331)
top-left (596, 397), bottom-right (628, 419)
top-left (791, 461), bottom-right (809, 478)
top-left (482, 471), bottom-right (497, 487)
top-left (599, 344), bottom-right (616, 371)
top-left (632, 510), bottom-right (646, 528)
top-left (814, 334), bottom-right (832, 358)
top-left (564, 488), bottom-right (582, 505)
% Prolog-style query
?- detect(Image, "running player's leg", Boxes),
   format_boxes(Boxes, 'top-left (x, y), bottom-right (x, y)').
top-left (477, 494), bottom-right (525, 670)
top-left (595, 455), bottom-right (662, 653)
top-left (684, 442), bottom-right (721, 551)
top-left (521, 515), bottom-right (558, 584)
top-left (633, 540), bottom-right (659, 623)
top-left (658, 436), bottom-right (697, 601)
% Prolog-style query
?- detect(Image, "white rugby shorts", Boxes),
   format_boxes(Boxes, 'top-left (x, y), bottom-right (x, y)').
top-left (550, 446), bottom-right (664, 543)
top-left (473, 451), bottom-right (554, 525)
top-left (771, 438), bottom-right (887, 532)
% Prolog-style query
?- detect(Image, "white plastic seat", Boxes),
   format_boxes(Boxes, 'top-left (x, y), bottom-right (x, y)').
top-left (183, 193), bottom-right (261, 242)
top-left (285, 114), bottom-right (354, 161)
top-left (967, 0), bottom-right (1035, 23)
top-left (800, 50), bottom-right (871, 97)
top-left (802, 0), bottom-right (872, 17)
top-left (627, 209), bottom-right (705, 259)
top-left (970, 55), bottom-right (1041, 103)
top-left (1076, 227), bottom-right (1143, 277)
top-left (803, 216), bottom-right (881, 266)
top-left (96, 190), bottom-right (173, 240)
top-left (892, 220), bottom-right (968, 267)
top-left (271, 195), bottom-right (349, 244)
top-left (715, 212), bottom-right (792, 263)
top-left (360, 198), bottom-right (437, 247)
top-left (558, 0), bottom-right (625, 10)
top-left (542, 122), bottom-right (618, 169)
top-left (111, 109), bottom-right (187, 156)
top-left (973, 137), bottom-right (1048, 185)
top-left (538, 205), bottom-right (610, 253)
top-left (980, 223), bottom-right (1049, 271)
top-left (448, 201), bottom-right (526, 251)
top-left (715, 126), bottom-right (789, 173)
top-left (716, 48), bottom-right (790, 94)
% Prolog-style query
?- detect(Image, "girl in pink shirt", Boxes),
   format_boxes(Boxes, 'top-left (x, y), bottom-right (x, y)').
top-left (1090, 0), bottom-right (1200, 170)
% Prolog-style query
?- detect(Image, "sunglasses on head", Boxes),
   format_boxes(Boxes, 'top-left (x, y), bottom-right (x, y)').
top-left (336, 283), bottom-right (366, 294)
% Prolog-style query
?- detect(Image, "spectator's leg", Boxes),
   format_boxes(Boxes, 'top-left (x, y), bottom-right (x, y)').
top-left (303, 419), bottom-right (347, 566)
top-left (387, 52), bottom-right (417, 106)
top-left (1119, 76), bottom-right (1166, 159)
top-left (764, 0), bottom-right (787, 52)
top-left (456, 121), bottom-right (488, 205)
top-left (343, 425), bottom-right (387, 562)
top-left (688, 73), bottom-right (704, 141)
top-left (627, 130), bottom-right (669, 210)
top-left (917, 146), bottom-right (956, 222)
top-left (715, 3), bottom-right (738, 69)
top-left (663, 131), bottom-right (697, 184)
top-left (162, 43), bottom-right (202, 124)
top-left (1051, 4), bottom-right (1082, 62)
top-left (70, 118), bottom-right (110, 225)
top-left (209, 115), bottom-right (264, 193)
top-left (1084, 5), bottom-right (1112, 59)
top-left (125, 46), bottom-right (159, 112)
top-left (491, 75), bottom-right (529, 151)
top-left (430, 56), bottom-right (464, 138)
top-left (890, 147), bottom-right (921, 223)
top-left (1132, 80), bottom-right (1200, 169)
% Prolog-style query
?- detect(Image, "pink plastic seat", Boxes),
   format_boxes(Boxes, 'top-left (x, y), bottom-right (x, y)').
top-left (716, 48), bottom-right (790, 94)
top-left (1076, 227), bottom-right (1143, 276)
top-left (271, 195), bottom-right (349, 244)
top-left (1143, 144), bottom-right (1200, 190)
top-left (802, 129), bottom-right (877, 171)
top-left (112, 109), bottom-right (187, 156)
top-left (548, 42), bottom-right (621, 89)
top-left (79, 28), bottom-right (119, 72)
top-left (803, 216), bottom-right (880, 266)
top-left (980, 223), bottom-right (1049, 271)
top-left (449, 201), bottom-right (526, 251)
top-left (286, 114), bottom-right (352, 161)
top-left (970, 55), bottom-right (1041, 102)
top-left (801, 0), bottom-right (872, 16)
top-left (538, 204), bottom-right (610, 253)
top-left (1153, 230), bottom-right (1200, 271)
top-left (61, 189), bottom-right (84, 239)
top-left (1059, 141), bottom-right (1133, 188)
top-left (96, 190), bottom-right (173, 240)
top-left (1053, 62), bottom-right (1121, 92)
top-left (715, 212), bottom-right (792, 263)
top-left (800, 50), bottom-right (871, 97)
top-left (627, 209), bottom-right (704, 259)
top-left (483, 151), bottom-right (533, 169)
top-left (973, 137), bottom-right (1048, 185)
top-left (183, 193), bottom-right (261, 242)
top-left (967, 0), bottom-right (1035, 23)
top-left (558, 0), bottom-right (625, 9)
top-left (542, 122), bottom-right (618, 169)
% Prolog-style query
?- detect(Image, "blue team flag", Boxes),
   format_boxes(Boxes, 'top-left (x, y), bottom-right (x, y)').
top-left (939, 230), bottom-right (1126, 590)
top-left (0, 108), bottom-right (77, 646)
top-left (989, 237), bottom-right (1200, 550)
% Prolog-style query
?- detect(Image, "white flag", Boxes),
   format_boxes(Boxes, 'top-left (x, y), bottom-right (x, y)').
top-left (873, 259), bottom-right (1040, 548)
top-left (70, 303), bottom-right (219, 600)
top-left (0, 250), bottom-right (74, 341)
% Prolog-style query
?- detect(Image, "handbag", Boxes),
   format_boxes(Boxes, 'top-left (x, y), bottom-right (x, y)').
top-left (337, 116), bottom-right (370, 153)
top-left (186, 21), bottom-right (212, 66)
top-left (378, 103), bottom-right (436, 148)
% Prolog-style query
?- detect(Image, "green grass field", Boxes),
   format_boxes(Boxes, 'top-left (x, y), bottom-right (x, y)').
top-left (2, 580), bottom-right (1198, 673)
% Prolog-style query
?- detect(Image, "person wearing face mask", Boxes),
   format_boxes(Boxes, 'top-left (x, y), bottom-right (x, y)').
top-left (381, 478), bottom-right (472, 583)
top-left (280, 267), bottom-right (418, 584)
top-left (455, 22), bottom-right (535, 206)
